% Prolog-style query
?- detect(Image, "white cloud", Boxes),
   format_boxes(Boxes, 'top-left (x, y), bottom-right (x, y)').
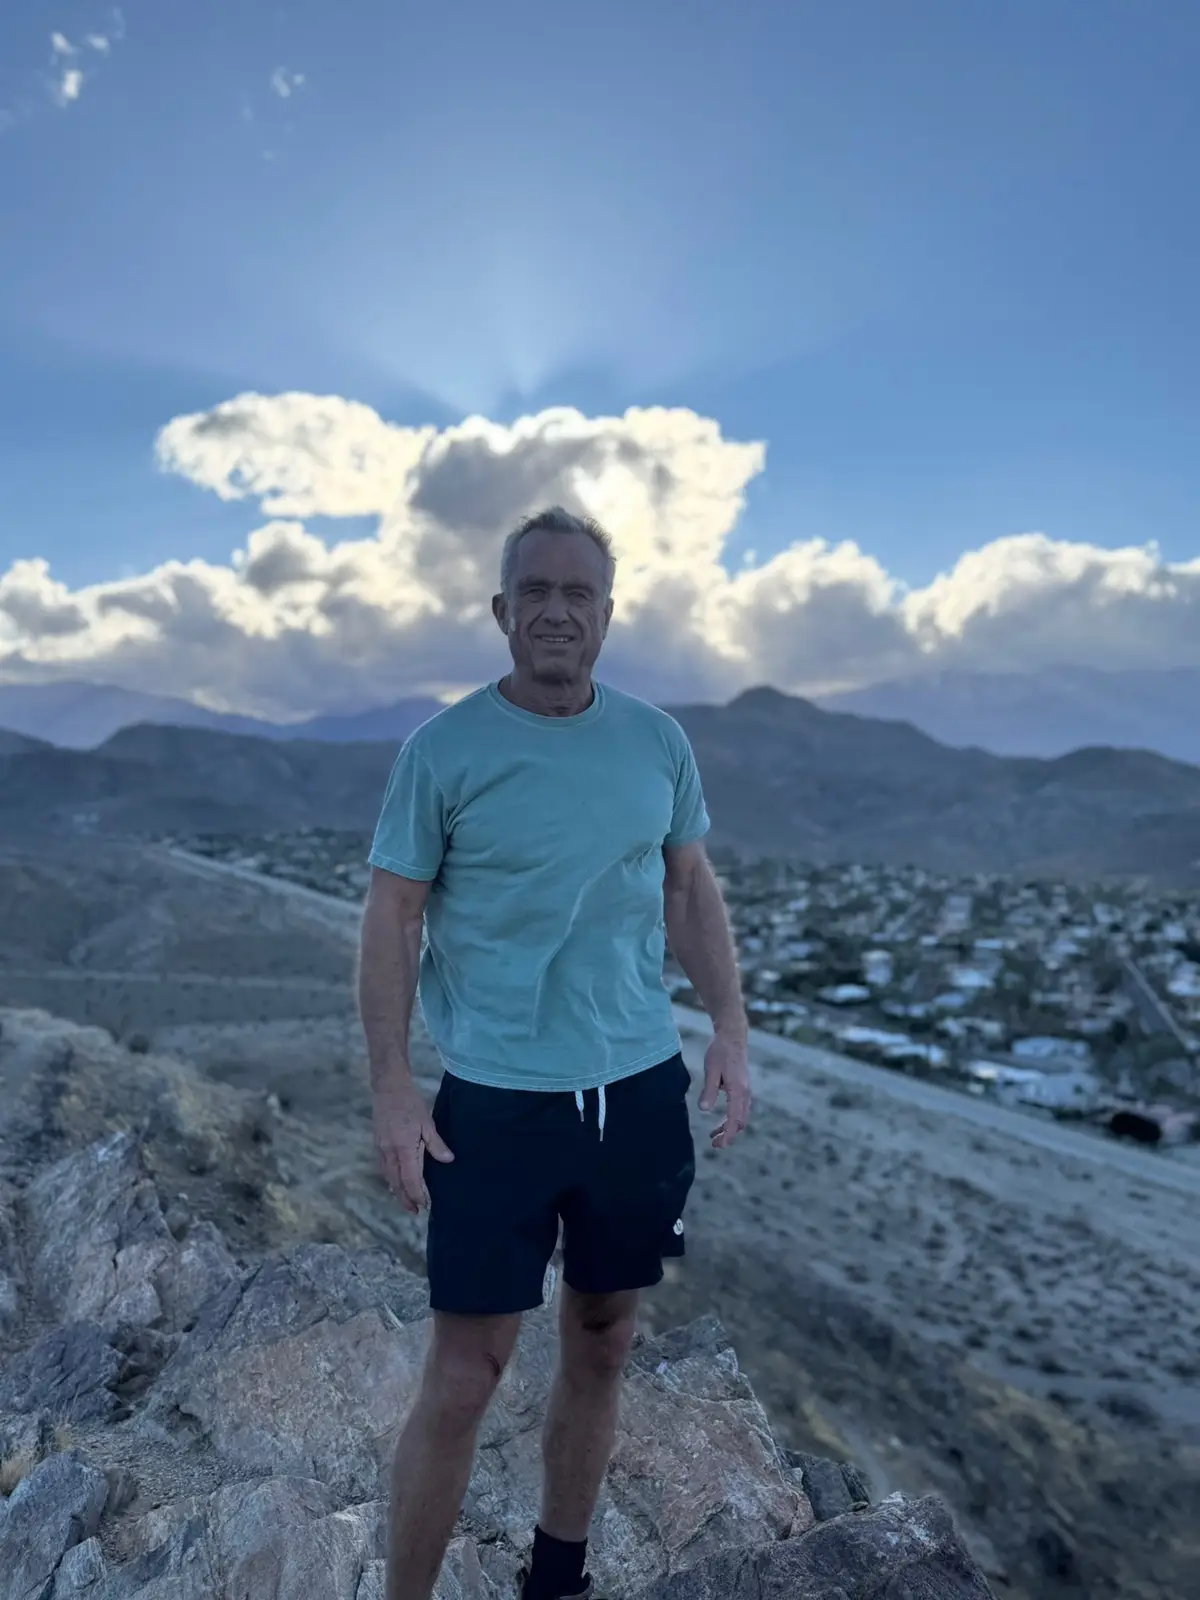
top-left (53, 68), bottom-right (85, 106)
top-left (0, 16), bottom-right (123, 128)
top-left (269, 68), bottom-right (306, 99)
top-left (4, 393), bottom-right (1199, 719)
top-left (40, 14), bottom-right (122, 111)
top-left (0, 560), bottom-right (88, 638)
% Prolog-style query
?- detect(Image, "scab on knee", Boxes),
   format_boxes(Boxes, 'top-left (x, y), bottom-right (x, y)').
top-left (425, 1320), bottom-right (516, 1428)
top-left (569, 1306), bottom-right (638, 1376)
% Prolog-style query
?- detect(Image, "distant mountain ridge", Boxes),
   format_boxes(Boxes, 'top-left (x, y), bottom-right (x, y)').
top-left (0, 680), bottom-right (441, 750)
top-left (0, 727), bottom-right (52, 756)
top-left (818, 665), bottom-right (1200, 766)
top-left (4, 666), bottom-right (1199, 766)
top-left (2, 685), bottom-right (1198, 882)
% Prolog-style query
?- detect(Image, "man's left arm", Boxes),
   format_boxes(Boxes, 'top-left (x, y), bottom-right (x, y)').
top-left (663, 839), bottom-right (752, 1148)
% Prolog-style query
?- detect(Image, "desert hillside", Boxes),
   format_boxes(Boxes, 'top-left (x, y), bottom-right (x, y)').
top-left (1, 839), bottom-right (1197, 1596)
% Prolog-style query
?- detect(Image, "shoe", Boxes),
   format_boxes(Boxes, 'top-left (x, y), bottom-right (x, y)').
top-left (517, 1566), bottom-right (601, 1600)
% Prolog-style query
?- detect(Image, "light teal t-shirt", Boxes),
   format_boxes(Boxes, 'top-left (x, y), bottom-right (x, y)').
top-left (367, 680), bottom-right (710, 1091)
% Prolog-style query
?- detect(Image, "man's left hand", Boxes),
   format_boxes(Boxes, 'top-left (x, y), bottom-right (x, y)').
top-left (698, 1028), bottom-right (752, 1148)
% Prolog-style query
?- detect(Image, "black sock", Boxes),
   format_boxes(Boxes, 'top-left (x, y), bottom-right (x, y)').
top-left (524, 1527), bottom-right (588, 1600)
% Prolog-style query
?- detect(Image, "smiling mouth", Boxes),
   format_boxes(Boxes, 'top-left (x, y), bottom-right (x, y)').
top-left (537, 635), bottom-right (574, 644)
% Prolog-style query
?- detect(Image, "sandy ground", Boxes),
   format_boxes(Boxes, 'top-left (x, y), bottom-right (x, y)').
top-left (4, 839), bottom-right (1199, 1597)
top-left (677, 1015), bottom-right (1200, 1434)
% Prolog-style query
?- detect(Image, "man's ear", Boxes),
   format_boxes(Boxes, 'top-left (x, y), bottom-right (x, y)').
top-left (602, 596), bottom-right (614, 636)
top-left (492, 592), bottom-right (508, 634)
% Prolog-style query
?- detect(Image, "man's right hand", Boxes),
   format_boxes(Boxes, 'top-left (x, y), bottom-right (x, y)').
top-left (371, 1079), bottom-right (455, 1214)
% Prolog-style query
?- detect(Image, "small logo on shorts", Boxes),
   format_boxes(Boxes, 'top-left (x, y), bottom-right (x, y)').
top-left (672, 1219), bottom-right (684, 1236)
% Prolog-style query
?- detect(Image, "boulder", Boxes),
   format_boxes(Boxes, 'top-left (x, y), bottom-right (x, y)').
top-left (0, 1452), bottom-right (110, 1600)
top-left (627, 1491), bottom-right (996, 1600)
top-left (0, 1176), bottom-right (21, 1335)
top-left (22, 1129), bottom-right (242, 1337)
top-left (49, 1479), bottom-right (384, 1600)
top-left (0, 1322), bottom-right (138, 1425)
top-left (782, 1450), bottom-right (872, 1522)
top-left (144, 1254), bottom-right (806, 1575)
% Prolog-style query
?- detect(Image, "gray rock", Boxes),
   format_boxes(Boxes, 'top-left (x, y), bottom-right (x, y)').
top-left (153, 1220), bottom-right (242, 1334)
top-left (160, 1239), bottom-right (428, 1364)
top-left (142, 1242), bottom-right (434, 1502)
top-left (24, 1139), bottom-right (157, 1325)
top-left (464, 1314), bottom-right (810, 1592)
top-left (24, 1131), bottom-right (176, 1330)
top-left (782, 1450), bottom-right (872, 1521)
top-left (0, 1323), bottom-right (130, 1424)
top-left (154, 1300), bottom-right (429, 1502)
top-left (0, 1410), bottom-right (60, 1478)
top-left (53, 1534), bottom-right (110, 1592)
top-left (0, 1452), bottom-right (110, 1600)
top-left (145, 1247), bottom-right (806, 1578)
top-left (628, 1491), bottom-right (995, 1600)
top-left (20, 1129), bottom-right (244, 1346)
top-left (0, 1175), bottom-right (21, 1334)
top-left (1, 1320), bottom-right (180, 1426)
top-left (51, 1478), bottom-right (384, 1599)
top-left (0, 1009), bottom-right (996, 1600)
top-left (358, 1532), bottom-right (509, 1600)
top-left (0, 1270), bottom-right (19, 1334)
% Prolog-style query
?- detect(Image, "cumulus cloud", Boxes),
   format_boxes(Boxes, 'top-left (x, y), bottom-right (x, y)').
top-left (905, 536), bottom-right (1200, 672)
top-left (0, 560), bottom-right (88, 638)
top-left (3, 393), bottom-right (1199, 719)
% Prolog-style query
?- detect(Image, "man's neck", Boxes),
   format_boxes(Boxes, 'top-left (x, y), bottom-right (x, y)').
top-left (498, 671), bottom-right (595, 719)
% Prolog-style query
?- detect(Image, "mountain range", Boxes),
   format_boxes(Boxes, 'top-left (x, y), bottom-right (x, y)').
top-left (817, 665), bottom-right (1200, 767)
top-left (2, 685), bottom-right (1198, 882)
top-left (1, 666), bottom-right (1197, 765)
top-left (0, 680), bottom-right (441, 750)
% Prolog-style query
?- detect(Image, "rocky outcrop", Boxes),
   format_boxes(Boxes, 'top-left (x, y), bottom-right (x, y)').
top-left (0, 1008), bottom-right (994, 1598)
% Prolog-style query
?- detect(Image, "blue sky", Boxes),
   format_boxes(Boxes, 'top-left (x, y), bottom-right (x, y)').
top-left (1, 1), bottom-right (1197, 653)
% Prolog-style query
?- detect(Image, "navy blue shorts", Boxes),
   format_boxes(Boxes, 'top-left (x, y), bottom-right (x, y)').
top-left (423, 1052), bottom-right (696, 1315)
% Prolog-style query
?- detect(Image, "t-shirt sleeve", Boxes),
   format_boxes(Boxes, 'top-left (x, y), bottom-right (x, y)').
top-left (665, 728), bottom-right (711, 848)
top-left (367, 738), bottom-right (446, 881)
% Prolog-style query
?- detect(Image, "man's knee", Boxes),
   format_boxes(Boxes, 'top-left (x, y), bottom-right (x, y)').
top-left (560, 1289), bottom-right (639, 1378)
top-left (422, 1313), bottom-right (520, 1429)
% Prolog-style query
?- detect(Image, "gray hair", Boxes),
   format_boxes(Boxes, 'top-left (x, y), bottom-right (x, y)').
top-left (499, 506), bottom-right (616, 597)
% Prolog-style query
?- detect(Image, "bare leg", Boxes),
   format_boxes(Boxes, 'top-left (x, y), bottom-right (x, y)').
top-left (539, 1287), bottom-right (639, 1544)
top-left (386, 1311), bottom-right (523, 1600)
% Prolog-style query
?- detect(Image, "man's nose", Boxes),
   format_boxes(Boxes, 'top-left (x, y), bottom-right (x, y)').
top-left (541, 588), bottom-right (569, 621)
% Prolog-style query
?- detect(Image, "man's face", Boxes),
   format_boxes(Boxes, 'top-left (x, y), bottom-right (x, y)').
top-left (492, 529), bottom-right (613, 683)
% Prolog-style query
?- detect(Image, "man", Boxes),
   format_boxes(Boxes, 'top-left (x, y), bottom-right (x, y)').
top-left (358, 506), bottom-right (751, 1600)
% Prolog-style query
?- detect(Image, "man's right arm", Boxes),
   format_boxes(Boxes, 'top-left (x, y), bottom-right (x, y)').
top-left (358, 866), bottom-right (454, 1212)
top-left (358, 866), bottom-right (429, 1093)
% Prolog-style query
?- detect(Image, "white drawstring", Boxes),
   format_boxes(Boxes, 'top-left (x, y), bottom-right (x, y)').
top-left (574, 1085), bottom-right (607, 1140)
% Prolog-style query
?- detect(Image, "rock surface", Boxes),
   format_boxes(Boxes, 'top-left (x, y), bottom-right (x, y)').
top-left (0, 1006), bottom-right (996, 1598)
top-left (629, 1491), bottom-right (996, 1600)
